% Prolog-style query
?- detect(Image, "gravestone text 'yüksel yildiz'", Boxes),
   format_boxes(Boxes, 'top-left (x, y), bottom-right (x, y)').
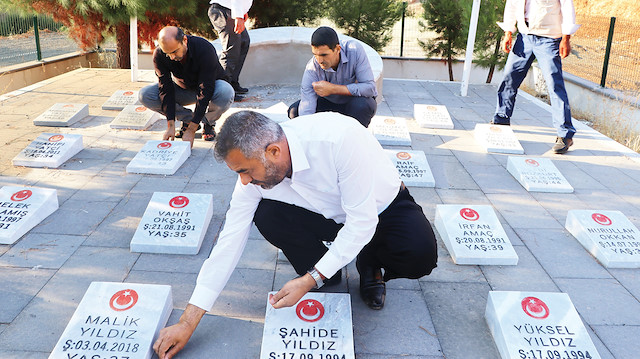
top-left (126, 140), bottom-right (191, 176)
top-left (110, 105), bottom-right (161, 130)
top-left (102, 90), bottom-right (141, 110)
top-left (474, 123), bottom-right (524, 154)
top-left (33, 103), bottom-right (89, 127)
top-left (435, 204), bottom-right (518, 265)
top-left (12, 133), bottom-right (83, 168)
top-left (260, 292), bottom-right (355, 359)
top-left (565, 210), bottom-right (640, 268)
top-left (385, 149), bottom-right (435, 187)
top-left (49, 282), bottom-right (172, 359)
top-left (130, 192), bottom-right (214, 255)
top-left (414, 104), bottom-right (455, 129)
top-left (507, 157), bottom-right (573, 193)
top-left (485, 291), bottom-right (601, 359)
top-left (0, 186), bottom-right (58, 245)
top-left (370, 116), bottom-right (412, 146)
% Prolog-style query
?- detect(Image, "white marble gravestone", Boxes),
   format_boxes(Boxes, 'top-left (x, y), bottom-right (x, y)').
top-left (126, 140), bottom-right (191, 175)
top-left (385, 150), bottom-right (435, 187)
top-left (33, 103), bottom-right (89, 127)
top-left (110, 105), bottom-right (161, 130)
top-left (49, 281), bottom-right (172, 359)
top-left (370, 116), bottom-right (412, 146)
top-left (102, 90), bottom-right (141, 110)
top-left (414, 104), bottom-right (455, 129)
top-left (12, 133), bottom-right (83, 168)
top-left (260, 292), bottom-right (355, 359)
top-left (507, 157), bottom-right (573, 193)
top-left (259, 102), bottom-right (290, 123)
top-left (0, 186), bottom-right (58, 245)
top-left (565, 210), bottom-right (640, 268)
top-left (435, 204), bottom-right (518, 265)
top-left (485, 291), bottom-right (601, 359)
top-left (474, 124), bottom-right (524, 154)
top-left (131, 192), bottom-right (213, 255)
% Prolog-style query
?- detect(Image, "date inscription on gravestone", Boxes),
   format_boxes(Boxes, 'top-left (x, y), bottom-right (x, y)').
top-left (370, 116), bottom-right (412, 146)
top-left (12, 133), bottom-right (83, 168)
top-left (49, 282), bottom-right (172, 359)
top-left (414, 104), bottom-right (454, 129)
top-left (385, 150), bottom-right (435, 187)
top-left (33, 103), bottom-right (89, 127)
top-left (474, 124), bottom-right (524, 154)
top-left (126, 140), bottom-right (191, 175)
top-left (486, 291), bottom-right (601, 359)
top-left (565, 210), bottom-right (640, 268)
top-left (110, 105), bottom-right (161, 130)
top-left (435, 204), bottom-right (518, 265)
top-left (507, 157), bottom-right (573, 193)
top-left (0, 186), bottom-right (58, 245)
top-left (260, 292), bottom-right (354, 359)
top-left (102, 90), bottom-right (141, 110)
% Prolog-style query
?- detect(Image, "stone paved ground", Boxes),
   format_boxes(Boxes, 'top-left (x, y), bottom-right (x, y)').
top-left (1, 68), bottom-right (639, 359)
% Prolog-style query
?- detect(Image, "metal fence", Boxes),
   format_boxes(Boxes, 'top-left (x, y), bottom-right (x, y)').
top-left (0, 12), bottom-right (80, 68)
top-left (563, 14), bottom-right (640, 94)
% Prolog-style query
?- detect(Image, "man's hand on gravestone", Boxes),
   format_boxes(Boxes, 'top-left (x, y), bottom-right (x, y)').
top-left (269, 274), bottom-right (316, 309)
top-left (181, 122), bottom-right (199, 148)
top-left (163, 120), bottom-right (176, 141)
top-left (153, 304), bottom-right (205, 359)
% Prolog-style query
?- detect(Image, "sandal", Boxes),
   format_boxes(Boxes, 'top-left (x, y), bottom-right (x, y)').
top-left (175, 123), bottom-right (201, 138)
top-left (203, 123), bottom-right (216, 141)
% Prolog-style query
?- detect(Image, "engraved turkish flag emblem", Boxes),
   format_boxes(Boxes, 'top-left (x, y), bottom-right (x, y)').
top-left (109, 289), bottom-right (138, 311)
top-left (426, 105), bottom-right (437, 111)
top-left (169, 196), bottom-right (189, 209)
top-left (592, 213), bottom-right (612, 226)
top-left (525, 159), bottom-right (540, 167)
top-left (48, 135), bottom-right (64, 142)
top-left (296, 299), bottom-right (324, 322)
top-left (489, 126), bottom-right (502, 133)
top-left (10, 190), bottom-right (32, 201)
top-left (123, 91), bottom-right (134, 96)
top-left (63, 104), bottom-right (75, 108)
top-left (522, 296), bottom-right (550, 319)
top-left (157, 142), bottom-right (172, 149)
top-left (396, 152), bottom-right (412, 160)
top-left (460, 208), bottom-right (479, 221)
top-left (135, 106), bottom-right (147, 112)
top-left (384, 118), bottom-right (396, 125)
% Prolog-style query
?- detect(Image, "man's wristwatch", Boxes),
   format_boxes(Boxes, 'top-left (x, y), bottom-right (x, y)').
top-left (307, 267), bottom-right (324, 289)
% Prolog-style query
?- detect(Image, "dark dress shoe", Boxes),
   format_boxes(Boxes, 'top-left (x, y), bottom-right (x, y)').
top-left (359, 266), bottom-right (385, 310)
top-left (231, 81), bottom-right (249, 94)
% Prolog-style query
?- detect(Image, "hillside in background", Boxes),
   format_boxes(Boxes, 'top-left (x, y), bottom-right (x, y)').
top-left (574, 0), bottom-right (639, 19)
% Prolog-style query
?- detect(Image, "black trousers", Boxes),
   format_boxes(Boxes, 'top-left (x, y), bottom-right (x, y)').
top-left (253, 187), bottom-right (437, 281)
top-left (208, 4), bottom-right (250, 83)
top-left (288, 96), bottom-right (377, 128)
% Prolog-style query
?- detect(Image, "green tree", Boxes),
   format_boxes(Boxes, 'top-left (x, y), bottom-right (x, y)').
top-left (420, 0), bottom-right (469, 81)
top-left (250, 0), bottom-right (323, 27)
top-left (473, 0), bottom-right (507, 83)
top-left (326, 0), bottom-right (402, 51)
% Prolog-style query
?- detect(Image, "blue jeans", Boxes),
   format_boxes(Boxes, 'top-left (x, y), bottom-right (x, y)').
top-left (495, 33), bottom-right (575, 139)
top-left (138, 80), bottom-right (234, 126)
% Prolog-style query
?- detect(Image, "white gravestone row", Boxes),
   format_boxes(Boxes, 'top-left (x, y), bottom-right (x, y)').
top-left (102, 90), bottom-right (141, 110)
top-left (435, 204), bottom-right (519, 265)
top-left (507, 157), bottom-right (573, 193)
top-left (0, 186), bottom-right (58, 245)
top-left (110, 105), bottom-right (161, 130)
top-left (126, 140), bottom-right (191, 175)
top-left (49, 282), bottom-right (172, 359)
top-left (261, 292), bottom-right (355, 359)
top-left (33, 103), bottom-right (89, 127)
top-left (384, 150), bottom-right (435, 187)
top-left (485, 291), bottom-right (601, 359)
top-left (259, 102), bottom-right (290, 123)
top-left (413, 104), bottom-right (455, 129)
top-left (565, 210), bottom-right (640, 268)
top-left (474, 124), bottom-right (524, 154)
top-left (131, 192), bottom-right (214, 255)
top-left (12, 133), bottom-right (83, 168)
top-left (370, 116), bottom-right (412, 146)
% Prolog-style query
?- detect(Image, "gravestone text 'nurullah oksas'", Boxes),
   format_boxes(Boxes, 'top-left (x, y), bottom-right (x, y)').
top-left (370, 116), bottom-right (412, 146)
top-left (110, 105), bottom-right (161, 130)
top-left (49, 282), bottom-right (173, 359)
top-left (435, 204), bottom-right (518, 265)
top-left (414, 104), bottom-right (455, 129)
top-left (0, 186), bottom-right (58, 245)
top-left (12, 133), bottom-right (83, 168)
top-left (507, 156), bottom-right (573, 193)
top-left (33, 103), bottom-right (89, 127)
top-left (126, 140), bottom-right (191, 175)
top-left (485, 291), bottom-right (601, 359)
top-left (131, 192), bottom-right (214, 255)
top-left (102, 90), bottom-right (141, 110)
top-left (260, 292), bottom-right (355, 359)
top-left (565, 210), bottom-right (640, 268)
top-left (474, 123), bottom-right (524, 154)
top-left (385, 149), bottom-right (435, 187)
